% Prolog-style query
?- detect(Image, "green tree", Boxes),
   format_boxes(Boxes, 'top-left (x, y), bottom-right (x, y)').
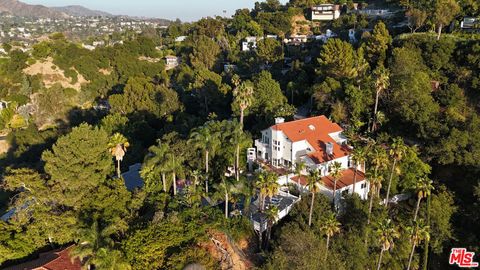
top-left (189, 35), bottom-right (221, 70)
top-left (371, 65), bottom-right (390, 132)
top-left (350, 146), bottom-right (367, 194)
top-left (256, 38), bottom-right (284, 64)
top-left (189, 124), bottom-right (220, 194)
top-left (318, 39), bottom-right (359, 80)
top-left (251, 71), bottom-right (288, 117)
top-left (434, 0), bottom-right (460, 40)
top-left (330, 161), bottom-right (342, 208)
top-left (42, 124), bottom-right (112, 209)
top-left (294, 161), bottom-right (306, 187)
top-left (365, 21), bottom-right (392, 66)
top-left (108, 133), bottom-right (130, 178)
top-left (141, 142), bottom-right (170, 193)
top-left (406, 8), bottom-right (428, 33)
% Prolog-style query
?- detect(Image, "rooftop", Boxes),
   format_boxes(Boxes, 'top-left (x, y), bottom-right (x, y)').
top-left (271, 116), bottom-right (350, 163)
top-left (4, 245), bottom-right (81, 270)
top-left (290, 168), bottom-right (365, 190)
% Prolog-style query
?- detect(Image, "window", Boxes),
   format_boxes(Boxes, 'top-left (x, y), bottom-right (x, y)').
top-left (361, 183), bottom-right (366, 189)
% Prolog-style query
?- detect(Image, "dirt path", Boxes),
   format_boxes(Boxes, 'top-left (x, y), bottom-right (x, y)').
top-left (203, 230), bottom-right (253, 270)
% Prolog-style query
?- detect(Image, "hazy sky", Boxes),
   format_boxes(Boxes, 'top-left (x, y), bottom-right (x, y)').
top-left (23, 0), bottom-right (288, 21)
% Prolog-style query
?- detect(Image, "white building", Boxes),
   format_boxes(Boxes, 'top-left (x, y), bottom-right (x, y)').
top-left (241, 36), bottom-right (257, 51)
top-left (255, 116), bottom-right (369, 201)
top-left (165, 55), bottom-right (180, 69)
top-left (310, 4), bottom-right (341, 21)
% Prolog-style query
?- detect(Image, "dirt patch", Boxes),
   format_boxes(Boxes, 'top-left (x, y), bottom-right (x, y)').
top-left (138, 56), bottom-right (161, 63)
top-left (99, 68), bottom-right (112, 75)
top-left (201, 230), bottom-right (253, 270)
top-left (24, 57), bottom-right (88, 90)
top-left (0, 139), bottom-right (9, 155)
top-left (291, 14), bottom-right (312, 36)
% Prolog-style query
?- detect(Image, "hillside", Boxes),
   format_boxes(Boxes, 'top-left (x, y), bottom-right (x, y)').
top-left (0, 0), bottom-right (67, 18)
top-left (52, 5), bottom-right (111, 17)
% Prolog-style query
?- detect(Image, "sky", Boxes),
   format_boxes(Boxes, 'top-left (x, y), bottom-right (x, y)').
top-left (23, 0), bottom-right (289, 22)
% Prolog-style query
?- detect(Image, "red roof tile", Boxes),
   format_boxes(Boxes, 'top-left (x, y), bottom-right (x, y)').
top-left (290, 168), bottom-right (365, 190)
top-left (4, 245), bottom-right (81, 270)
top-left (321, 168), bottom-right (366, 190)
top-left (272, 116), bottom-right (350, 163)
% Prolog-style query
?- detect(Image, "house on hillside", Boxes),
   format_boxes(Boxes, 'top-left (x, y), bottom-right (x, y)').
top-left (165, 55), bottom-right (180, 69)
top-left (241, 36), bottom-right (258, 51)
top-left (254, 116), bottom-right (369, 203)
top-left (310, 4), bottom-right (341, 21)
top-left (461, 17), bottom-right (480, 31)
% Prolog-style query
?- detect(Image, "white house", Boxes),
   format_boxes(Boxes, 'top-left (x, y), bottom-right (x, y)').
top-left (165, 55), bottom-right (180, 68)
top-left (310, 4), bottom-right (341, 21)
top-left (241, 36), bottom-right (257, 51)
top-left (255, 116), bottom-right (369, 201)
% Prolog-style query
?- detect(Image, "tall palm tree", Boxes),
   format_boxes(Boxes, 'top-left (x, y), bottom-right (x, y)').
top-left (165, 152), bottom-right (183, 196)
top-left (367, 173), bottom-right (383, 225)
top-left (228, 121), bottom-right (245, 182)
top-left (330, 161), bottom-right (343, 208)
top-left (307, 169), bottom-right (322, 226)
top-left (218, 176), bottom-right (233, 218)
top-left (350, 146), bottom-right (367, 194)
top-left (294, 161), bottom-right (306, 188)
top-left (108, 133), bottom-right (130, 178)
top-left (321, 212), bottom-right (341, 261)
top-left (190, 169), bottom-right (202, 191)
top-left (189, 125), bottom-right (220, 194)
top-left (375, 218), bottom-right (400, 270)
top-left (232, 80), bottom-right (254, 127)
top-left (265, 205), bottom-right (279, 247)
top-left (385, 138), bottom-right (407, 207)
top-left (406, 220), bottom-right (430, 270)
top-left (413, 178), bottom-right (434, 221)
top-left (370, 145), bottom-right (388, 180)
top-left (255, 171), bottom-right (280, 212)
top-left (141, 142), bottom-right (169, 192)
top-left (372, 65), bottom-right (390, 132)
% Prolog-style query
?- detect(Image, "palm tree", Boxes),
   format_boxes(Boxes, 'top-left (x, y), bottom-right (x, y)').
top-left (372, 65), bottom-right (390, 132)
top-left (108, 133), bottom-right (129, 178)
top-left (330, 161), bottom-right (342, 208)
top-left (370, 145), bottom-right (388, 179)
top-left (350, 146), bottom-right (367, 194)
top-left (367, 173), bottom-right (383, 225)
top-left (385, 138), bottom-right (407, 207)
top-left (413, 178), bottom-right (434, 221)
top-left (406, 220), bottom-right (430, 270)
top-left (255, 171), bottom-right (280, 212)
top-left (165, 152), bottom-right (183, 196)
top-left (375, 218), bottom-right (400, 270)
top-left (265, 205), bottom-right (279, 247)
top-left (228, 121), bottom-right (245, 182)
top-left (307, 169), bottom-right (322, 226)
top-left (190, 169), bottom-right (202, 191)
top-left (294, 161), bottom-right (306, 188)
top-left (141, 142), bottom-right (169, 192)
top-left (219, 176), bottom-right (233, 218)
top-left (232, 80), bottom-right (254, 127)
top-left (189, 125), bottom-right (220, 194)
top-left (321, 212), bottom-right (341, 261)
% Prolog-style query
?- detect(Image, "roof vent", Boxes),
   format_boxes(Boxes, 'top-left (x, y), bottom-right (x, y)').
top-left (275, 117), bottom-right (285, 124)
top-left (326, 142), bottom-right (334, 156)
top-left (308, 124), bottom-right (315, 131)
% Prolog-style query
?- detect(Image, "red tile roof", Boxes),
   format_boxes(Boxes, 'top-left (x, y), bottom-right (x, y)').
top-left (321, 168), bottom-right (366, 190)
top-left (290, 168), bottom-right (366, 190)
top-left (272, 116), bottom-right (350, 163)
top-left (4, 245), bottom-right (81, 270)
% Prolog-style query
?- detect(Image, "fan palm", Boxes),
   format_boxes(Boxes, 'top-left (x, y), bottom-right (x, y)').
top-left (232, 80), bottom-right (254, 127)
top-left (265, 205), bottom-right (279, 246)
top-left (255, 171), bottom-right (279, 212)
top-left (350, 146), bottom-right (367, 194)
top-left (321, 212), bottom-right (341, 261)
top-left (108, 133), bottom-right (130, 178)
top-left (375, 218), bottom-right (400, 270)
top-left (372, 65), bottom-right (390, 132)
top-left (413, 178), bottom-right (434, 221)
top-left (330, 161), bottom-right (343, 208)
top-left (294, 161), bottom-right (306, 188)
top-left (307, 169), bottom-right (322, 226)
top-left (406, 220), bottom-right (430, 270)
top-left (367, 173), bottom-right (383, 225)
top-left (164, 152), bottom-right (183, 196)
top-left (385, 138), bottom-right (407, 207)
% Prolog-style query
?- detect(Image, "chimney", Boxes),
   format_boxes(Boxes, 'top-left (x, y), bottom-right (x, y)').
top-left (275, 117), bottom-right (285, 124)
top-left (326, 142), bottom-right (334, 156)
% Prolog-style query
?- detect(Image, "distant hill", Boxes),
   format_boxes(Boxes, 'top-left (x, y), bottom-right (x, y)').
top-left (0, 0), bottom-right (67, 18)
top-left (52, 5), bottom-right (111, 17)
